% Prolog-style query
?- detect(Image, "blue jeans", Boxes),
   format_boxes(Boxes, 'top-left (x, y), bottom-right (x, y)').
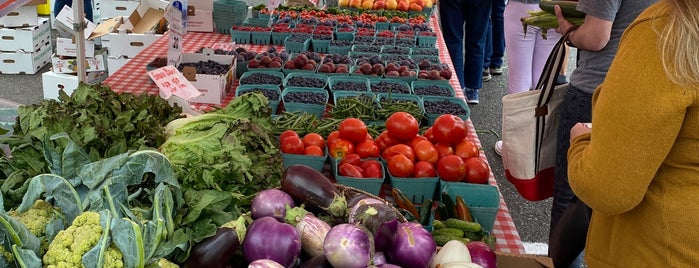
top-left (551, 84), bottom-right (592, 268)
top-left (484, 0), bottom-right (506, 69)
top-left (54, 0), bottom-right (93, 22)
top-left (439, 0), bottom-right (492, 90)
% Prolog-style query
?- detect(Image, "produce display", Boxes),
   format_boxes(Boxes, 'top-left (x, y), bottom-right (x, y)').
top-left (0, 3), bottom-right (512, 267)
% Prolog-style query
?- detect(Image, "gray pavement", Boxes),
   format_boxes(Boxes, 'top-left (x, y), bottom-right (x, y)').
top-left (0, 14), bottom-right (579, 252)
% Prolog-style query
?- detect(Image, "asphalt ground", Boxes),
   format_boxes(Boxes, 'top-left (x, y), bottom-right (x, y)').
top-left (0, 13), bottom-right (579, 253)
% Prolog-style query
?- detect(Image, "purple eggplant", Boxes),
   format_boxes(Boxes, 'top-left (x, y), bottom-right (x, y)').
top-left (386, 222), bottom-right (436, 268)
top-left (248, 259), bottom-right (285, 268)
top-left (348, 202), bottom-right (398, 236)
top-left (348, 197), bottom-right (384, 219)
top-left (251, 189), bottom-right (295, 221)
top-left (281, 165), bottom-right (347, 218)
top-left (285, 205), bottom-right (331, 257)
top-left (185, 217), bottom-right (247, 268)
top-left (323, 223), bottom-right (374, 268)
top-left (298, 254), bottom-right (333, 268)
top-left (345, 189), bottom-right (377, 208)
top-left (243, 216), bottom-right (302, 268)
top-left (373, 218), bottom-right (398, 252)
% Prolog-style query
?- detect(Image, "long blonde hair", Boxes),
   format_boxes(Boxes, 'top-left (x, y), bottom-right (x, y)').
top-left (658, 0), bottom-right (699, 85)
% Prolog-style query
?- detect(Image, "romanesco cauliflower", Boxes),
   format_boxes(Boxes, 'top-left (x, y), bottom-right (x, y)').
top-left (9, 199), bottom-right (60, 253)
top-left (42, 211), bottom-right (123, 268)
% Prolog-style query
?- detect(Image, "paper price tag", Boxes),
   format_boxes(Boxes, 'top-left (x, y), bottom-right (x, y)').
top-left (148, 66), bottom-right (201, 100)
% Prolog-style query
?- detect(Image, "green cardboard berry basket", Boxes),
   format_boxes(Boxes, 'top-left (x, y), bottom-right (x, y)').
top-left (283, 72), bottom-right (329, 89)
top-left (411, 80), bottom-right (456, 97)
top-left (334, 161), bottom-right (386, 196)
top-left (235, 84), bottom-right (281, 114)
top-left (281, 87), bottom-right (329, 118)
top-left (238, 70), bottom-right (285, 86)
top-left (230, 29), bottom-right (251, 44)
top-left (251, 30), bottom-right (272, 45)
top-left (328, 76), bottom-right (371, 93)
top-left (440, 181), bottom-right (500, 232)
top-left (422, 96), bottom-right (471, 125)
top-left (282, 151), bottom-right (327, 171)
top-left (390, 177), bottom-right (440, 204)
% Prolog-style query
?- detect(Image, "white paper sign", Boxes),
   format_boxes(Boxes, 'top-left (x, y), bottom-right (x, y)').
top-left (165, 5), bottom-right (185, 67)
top-left (147, 66), bottom-right (202, 100)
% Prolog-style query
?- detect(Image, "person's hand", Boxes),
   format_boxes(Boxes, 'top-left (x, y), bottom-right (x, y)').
top-left (554, 5), bottom-right (575, 34)
top-left (570, 123), bottom-right (592, 143)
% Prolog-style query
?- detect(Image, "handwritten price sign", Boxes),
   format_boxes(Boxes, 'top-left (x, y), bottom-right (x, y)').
top-left (147, 66), bottom-right (201, 100)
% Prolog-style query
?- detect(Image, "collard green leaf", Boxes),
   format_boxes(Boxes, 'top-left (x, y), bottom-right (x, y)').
top-left (44, 133), bottom-right (92, 184)
top-left (17, 174), bottom-right (83, 224)
top-left (0, 213), bottom-right (41, 255)
top-left (111, 217), bottom-right (145, 268)
top-left (181, 190), bottom-right (235, 225)
top-left (11, 244), bottom-right (42, 268)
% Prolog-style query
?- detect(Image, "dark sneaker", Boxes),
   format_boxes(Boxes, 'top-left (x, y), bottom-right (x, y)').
top-left (482, 68), bottom-right (492, 82)
top-left (489, 66), bottom-right (503, 75)
top-left (466, 89), bottom-right (479, 104)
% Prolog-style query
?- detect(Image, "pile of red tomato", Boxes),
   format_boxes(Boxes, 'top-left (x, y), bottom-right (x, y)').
top-left (326, 112), bottom-right (491, 184)
top-left (279, 131), bottom-right (327, 157)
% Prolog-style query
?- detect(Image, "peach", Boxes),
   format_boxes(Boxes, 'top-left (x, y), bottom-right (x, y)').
top-left (409, 3), bottom-right (422, 11)
top-left (361, 0), bottom-right (374, 9)
top-left (373, 0), bottom-right (386, 9)
top-left (397, 0), bottom-right (410, 11)
top-left (386, 0), bottom-right (398, 10)
top-left (349, 0), bottom-right (362, 8)
top-left (339, 0), bottom-right (350, 6)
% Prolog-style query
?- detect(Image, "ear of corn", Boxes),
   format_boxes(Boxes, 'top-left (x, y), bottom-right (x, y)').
top-left (520, 10), bottom-right (585, 39)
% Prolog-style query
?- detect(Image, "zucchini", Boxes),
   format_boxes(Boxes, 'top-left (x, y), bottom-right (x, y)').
top-left (432, 227), bottom-right (465, 238)
top-left (444, 218), bottom-right (483, 233)
top-left (539, 0), bottom-right (586, 18)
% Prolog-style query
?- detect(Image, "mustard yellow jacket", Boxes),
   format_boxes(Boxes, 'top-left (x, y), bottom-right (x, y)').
top-left (567, 2), bottom-right (699, 267)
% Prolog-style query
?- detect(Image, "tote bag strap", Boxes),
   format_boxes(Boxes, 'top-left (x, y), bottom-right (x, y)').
top-left (533, 28), bottom-right (576, 171)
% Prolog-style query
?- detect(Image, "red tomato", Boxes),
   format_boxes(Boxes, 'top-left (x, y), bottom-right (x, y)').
top-left (413, 160), bottom-right (437, 178)
top-left (339, 163), bottom-right (364, 178)
top-left (431, 115), bottom-right (468, 145)
top-left (365, 133), bottom-right (374, 140)
top-left (304, 145), bottom-right (324, 156)
top-left (281, 136), bottom-right (305, 154)
top-left (339, 153), bottom-right (362, 166)
top-left (388, 154), bottom-right (414, 178)
top-left (437, 155), bottom-right (466, 182)
top-left (454, 140), bottom-right (480, 159)
top-left (409, 135), bottom-right (429, 149)
top-left (339, 118), bottom-right (368, 143)
top-left (375, 130), bottom-right (400, 151)
top-left (279, 130), bottom-right (299, 143)
top-left (434, 143), bottom-right (455, 159)
top-left (326, 131), bottom-right (341, 148)
top-left (329, 139), bottom-right (355, 159)
top-left (464, 157), bottom-right (490, 184)
top-left (361, 160), bottom-right (383, 178)
top-left (386, 112), bottom-right (419, 141)
top-left (302, 133), bottom-right (325, 150)
top-left (355, 140), bottom-right (380, 158)
top-left (413, 140), bottom-right (439, 164)
top-left (423, 127), bottom-right (436, 143)
top-left (381, 144), bottom-right (415, 162)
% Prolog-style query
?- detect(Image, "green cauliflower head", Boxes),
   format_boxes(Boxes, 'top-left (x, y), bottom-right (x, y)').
top-left (43, 211), bottom-right (124, 268)
top-left (9, 199), bottom-right (61, 254)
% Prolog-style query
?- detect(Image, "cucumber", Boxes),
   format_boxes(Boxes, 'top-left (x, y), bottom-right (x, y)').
top-left (432, 235), bottom-right (457, 247)
top-left (464, 230), bottom-right (485, 242)
top-left (433, 219), bottom-right (447, 229)
top-left (444, 218), bottom-right (483, 233)
top-left (539, 0), bottom-right (586, 18)
top-left (432, 227), bottom-right (465, 238)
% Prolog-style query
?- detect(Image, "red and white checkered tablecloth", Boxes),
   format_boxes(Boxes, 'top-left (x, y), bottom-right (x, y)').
top-left (103, 12), bottom-right (525, 254)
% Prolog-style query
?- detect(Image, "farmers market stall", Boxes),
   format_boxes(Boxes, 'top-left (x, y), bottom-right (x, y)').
top-left (102, 11), bottom-right (526, 254)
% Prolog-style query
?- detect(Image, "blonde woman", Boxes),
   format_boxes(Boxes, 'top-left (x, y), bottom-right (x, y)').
top-left (566, 1), bottom-right (699, 266)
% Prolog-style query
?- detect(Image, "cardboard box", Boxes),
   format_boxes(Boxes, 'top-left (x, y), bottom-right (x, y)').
top-left (119, 0), bottom-right (169, 34)
top-left (0, 5), bottom-right (39, 27)
top-left (0, 42), bottom-right (51, 74)
top-left (186, 9), bottom-right (213, 32)
top-left (177, 49), bottom-right (236, 104)
top-left (496, 252), bottom-right (554, 268)
top-left (188, 0), bottom-right (213, 11)
top-left (24, 0), bottom-right (48, 6)
top-left (55, 5), bottom-right (123, 40)
top-left (107, 56), bottom-right (130, 76)
top-left (0, 17), bottom-right (50, 52)
top-left (51, 51), bottom-right (107, 74)
top-left (41, 70), bottom-right (109, 100)
top-left (56, 37), bottom-right (96, 57)
top-left (101, 30), bottom-right (161, 58)
top-left (100, 0), bottom-right (140, 21)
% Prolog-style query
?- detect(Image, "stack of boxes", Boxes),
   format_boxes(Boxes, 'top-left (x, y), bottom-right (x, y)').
top-left (187, 0), bottom-right (214, 33)
top-left (0, 2), bottom-right (52, 74)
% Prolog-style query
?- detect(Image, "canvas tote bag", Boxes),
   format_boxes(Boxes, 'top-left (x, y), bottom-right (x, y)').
top-left (501, 30), bottom-right (572, 201)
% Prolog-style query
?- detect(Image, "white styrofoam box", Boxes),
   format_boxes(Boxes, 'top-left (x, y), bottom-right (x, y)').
top-left (56, 37), bottom-right (96, 57)
top-left (51, 52), bottom-right (107, 74)
top-left (41, 70), bottom-right (109, 100)
top-left (101, 31), bottom-right (161, 58)
top-left (0, 42), bottom-right (51, 74)
top-left (0, 5), bottom-right (39, 28)
top-left (107, 56), bottom-right (130, 76)
top-left (100, 0), bottom-right (140, 21)
top-left (0, 18), bottom-right (50, 52)
top-left (187, 9), bottom-right (213, 33)
top-left (177, 48), bottom-right (236, 105)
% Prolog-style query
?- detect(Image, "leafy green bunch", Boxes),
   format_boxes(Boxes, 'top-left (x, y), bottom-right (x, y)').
top-left (0, 83), bottom-right (183, 208)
